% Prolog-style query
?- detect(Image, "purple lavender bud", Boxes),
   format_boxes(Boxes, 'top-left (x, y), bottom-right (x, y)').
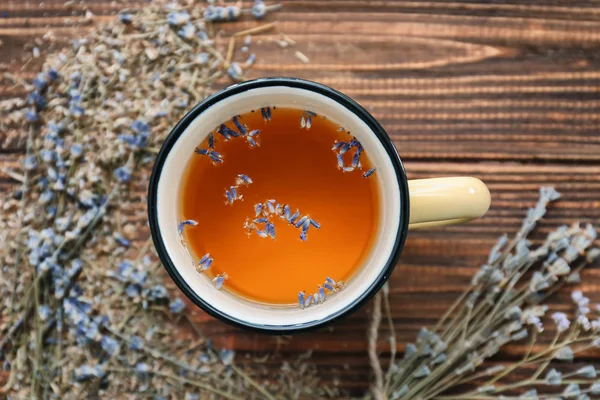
top-left (295, 216), bottom-right (308, 229)
top-left (233, 116), bottom-right (247, 135)
top-left (178, 220), bottom-right (198, 236)
top-left (298, 291), bottom-right (305, 309)
top-left (363, 168), bottom-right (376, 178)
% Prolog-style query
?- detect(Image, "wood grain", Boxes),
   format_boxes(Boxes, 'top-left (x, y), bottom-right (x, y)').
top-left (1, 0), bottom-right (600, 395)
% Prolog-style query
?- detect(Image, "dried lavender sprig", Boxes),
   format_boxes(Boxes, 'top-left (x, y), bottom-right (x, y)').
top-left (0, 2), bottom-right (314, 398)
top-left (381, 188), bottom-right (600, 400)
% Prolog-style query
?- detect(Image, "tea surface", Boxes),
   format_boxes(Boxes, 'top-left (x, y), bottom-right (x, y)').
top-left (180, 107), bottom-right (379, 304)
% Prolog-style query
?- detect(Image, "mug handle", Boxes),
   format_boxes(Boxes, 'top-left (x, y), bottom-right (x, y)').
top-left (408, 177), bottom-right (491, 229)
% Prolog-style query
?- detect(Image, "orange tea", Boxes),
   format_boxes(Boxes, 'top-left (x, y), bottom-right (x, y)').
top-left (178, 107), bottom-right (379, 305)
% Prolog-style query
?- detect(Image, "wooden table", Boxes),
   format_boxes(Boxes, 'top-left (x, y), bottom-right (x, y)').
top-left (1, 0), bottom-right (599, 395)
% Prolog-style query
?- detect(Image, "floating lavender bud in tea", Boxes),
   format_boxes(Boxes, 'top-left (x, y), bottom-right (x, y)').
top-left (301, 219), bottom-right (310, 233)
top-left (352, 147), bottom-right (363, 168)
top-left (336, 154), bottom-right (344, 169)
top-left (256, 229), bottom-right (268, 238)
top-left (235, 174), bottom-right (253, 186)
top-left (363, 167), bottom-right (376, 178)
top-left (261, 107), bottom-right (272, 122)
top-left (213, 273), bottom-right (228, 290)
top-left (300, 230), bottom-right (307, 242)
top-left (197, 254), bottom-right (213, 272)
top-left (208, 150), bottom-right (223, 164)
top-left (304, 294), bottom-right (313, 308)
top-left (266, 222), bottom-right (276, 239)
top-left (178, 219), bottom-right (198, 236)
top-left (217, 124), bottom-right (239, 140)
top-left (318, 286), bottom-right (326, 302)
top-left (289, 210), bottom-right (300, 224)
top-left (298, 291), bottom-right (306, 309)
top-left (294, 215), bottom-right (308, 229)
top-left (232, 116), bottom-right (248, 136)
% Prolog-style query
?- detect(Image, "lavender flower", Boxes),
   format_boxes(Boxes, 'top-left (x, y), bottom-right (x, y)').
top-left (266, 222), bottom-right (275, 239)
top-left (135, 362), bottom-right (150, 375)
top-left (235, 174), bottom-right (253, 185)
top-left (209, 150), bottom-right (223, 164)
top-left (261, 106), bottom-right (272, 122)
top-left (113, 165), bottom-right (132, 183)
top-left (298, 291), bottom-right (306, 309)
top-left (213, 273), bottom-right (228, 290)
top-left (227, 62), bottom-right (243, 81)
top-left (217, 124), bottom-right (239, 140)
top-left (100, 336), bottom-right (119, 356)
top-left (551, 312), bottom-right (570, 332)
top-left (197, 254), bottom-right (213, 272)
top-left (413, 366), bottom-right (431, 378)
top-left (169, 298), bottom-right (186, 314)
top-left (572, 290), bottom-right (591, 314)
top-left (178, 219), bottom-right (198, 236)
top-left (23, 155), bottom-right (38, 170)
top-left (204, 5), bottom-right (241, 22)
top-left (74, 364), bottom-right (105, 381)
top-left (544, 368), bottom-right (562, 385)
top-left (576, 365), bottom-right (597, 378)
top-left (178, 23), bottom-right (196, 39)
top-left (128, 336), bottom-right (144, 351)
top-left (363, 167), bottom-right (376, 178)
top-left (577, 314), bottom-right (592, 331)
top-left (554, 346), bottom-right (574, 361)
top-left (562, 383), bottom-right (580, 397)
top-left (251, 1), bottom-right (267, 19)
top-left (38, 305), bottom-right (51, 321)
top-left (166, 10), bottom-right (190, 26)
top-left (232, 116), bottom-right (248, 136)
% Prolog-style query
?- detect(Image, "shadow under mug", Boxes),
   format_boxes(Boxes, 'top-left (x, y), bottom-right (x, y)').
top-left (148, 77), bottom-right (491, 333)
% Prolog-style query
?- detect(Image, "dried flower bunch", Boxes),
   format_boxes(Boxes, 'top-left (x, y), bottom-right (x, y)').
top-left (368, 187), bottom-right (600, 400)
top-left (0, 1), bottom-right (341, 398)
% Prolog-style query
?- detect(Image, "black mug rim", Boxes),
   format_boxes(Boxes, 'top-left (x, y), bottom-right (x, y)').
top-left (147, 77), bottom-right (410, 334)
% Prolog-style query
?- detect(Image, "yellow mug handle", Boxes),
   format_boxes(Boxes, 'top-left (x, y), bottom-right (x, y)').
top-left (408, 177), bottom-right (491, 229)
